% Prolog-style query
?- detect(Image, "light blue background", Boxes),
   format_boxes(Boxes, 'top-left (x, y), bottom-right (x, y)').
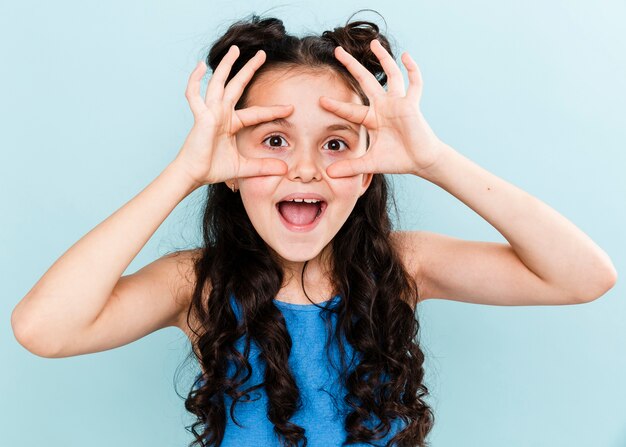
top-left (2, 1), bottom-right (624, 446)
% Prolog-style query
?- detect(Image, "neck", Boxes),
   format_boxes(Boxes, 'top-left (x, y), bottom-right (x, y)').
top-left (275, 244), bottom-right (336, 304)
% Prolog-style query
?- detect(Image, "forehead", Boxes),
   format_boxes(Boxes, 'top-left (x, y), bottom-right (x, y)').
top-left (244, 67), bottom-right (362, 107)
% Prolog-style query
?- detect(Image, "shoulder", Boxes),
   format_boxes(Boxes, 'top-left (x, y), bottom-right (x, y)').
top-left (163, 248), bottom-right (207, 341)
top-left (389, 230), bottom-right (429, 308)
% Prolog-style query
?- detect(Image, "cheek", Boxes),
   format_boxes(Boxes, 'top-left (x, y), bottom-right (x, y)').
top-left (238, 176), bottom-right (278, 219)
top-left (239, 177), bottom-right (273, 198)
top-left (328, 175), bottom-right (366, 203)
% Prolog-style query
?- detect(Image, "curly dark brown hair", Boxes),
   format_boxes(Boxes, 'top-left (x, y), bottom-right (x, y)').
top-left (177, 10), bottom-right (434, 447)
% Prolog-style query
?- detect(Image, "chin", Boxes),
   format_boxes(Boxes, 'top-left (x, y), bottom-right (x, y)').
top-left (271, 241), bottom-right (327, 263)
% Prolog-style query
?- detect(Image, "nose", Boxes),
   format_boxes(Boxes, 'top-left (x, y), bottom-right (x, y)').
top-left (286, 146), bottom-right (323, 182)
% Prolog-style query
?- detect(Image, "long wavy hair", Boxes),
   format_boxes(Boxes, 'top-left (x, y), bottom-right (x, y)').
top-left (178, 10), bottom-right (434, 447)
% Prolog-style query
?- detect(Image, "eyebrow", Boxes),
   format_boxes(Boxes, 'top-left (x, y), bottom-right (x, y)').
top-left (250, 118), bottom-right (360, 137)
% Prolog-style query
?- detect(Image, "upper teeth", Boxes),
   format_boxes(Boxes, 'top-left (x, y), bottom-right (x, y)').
top-left (289, 198), bottom-right (320, 203)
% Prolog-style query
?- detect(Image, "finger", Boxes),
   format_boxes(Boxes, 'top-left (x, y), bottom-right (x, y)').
top-left (204, 45), bottom-right (241, 103)
top-left (334, 46), bottom-right (386, 99)
top-left (184, 60), bottom-right (208, 115)
top-left (401, 52), bottom-right (423, 101)
top-left (223, 49), bottom-right (267, 104)
top-left (237, 156), bottom-right (289, 178)
top-left (318, 96), bottom-right (369, 126)
top-left (370, 39), bottom-right (405, 96)
top-left (234, 104), bottom-right (294, 131)
top-left (325, 154), bottom-right (377, 178)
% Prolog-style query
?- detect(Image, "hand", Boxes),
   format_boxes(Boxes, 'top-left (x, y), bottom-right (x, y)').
top-left (173, 45), bottom-right (294, 187)
top-left (319, 39), bottom-right (445, 178)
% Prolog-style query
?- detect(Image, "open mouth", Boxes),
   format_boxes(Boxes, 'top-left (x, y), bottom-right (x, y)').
top-left (276, 199), bottom-right (327, 232)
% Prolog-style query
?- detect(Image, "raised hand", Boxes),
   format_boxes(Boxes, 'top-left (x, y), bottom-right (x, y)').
top-left (173, 45), bottom-right (294, 186)
top-left (319, 39), bottom-right (445, 178)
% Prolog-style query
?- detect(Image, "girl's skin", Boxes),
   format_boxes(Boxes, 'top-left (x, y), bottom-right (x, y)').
top-left (315, 39), bottom-right (618, 308)
top-left (11, 42), bottom-right (617, 358)
top-left (234, 68), bottom-right (373, 302)
top-left (232, 40), bottom-right (618, 306)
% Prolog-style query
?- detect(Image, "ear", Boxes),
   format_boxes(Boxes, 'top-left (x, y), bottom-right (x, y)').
top-left (359, 172), bottom-right (374, 196)
top-left (224, 178), bottom-right (239, 192)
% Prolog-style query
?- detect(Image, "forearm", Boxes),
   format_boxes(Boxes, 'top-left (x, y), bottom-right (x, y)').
top-left (12, 160), bottom-right (200, 341)
top-left (417, 142), bottom-right (617, 297)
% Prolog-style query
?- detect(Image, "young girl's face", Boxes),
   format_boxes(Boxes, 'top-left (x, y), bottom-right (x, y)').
top-left (235, 68), bottom-right (373, 263)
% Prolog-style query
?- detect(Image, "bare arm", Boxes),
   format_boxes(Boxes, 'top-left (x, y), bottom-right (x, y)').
top-left (11, 160), bottom-right (200, 357)
top-left (10, 50), bottom-right (297, 357)
top-left (398, 143), bottom-right (617, 307)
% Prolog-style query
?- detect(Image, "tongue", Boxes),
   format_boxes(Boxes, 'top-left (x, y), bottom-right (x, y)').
top-left (278, 201), bottom-right (320, 226)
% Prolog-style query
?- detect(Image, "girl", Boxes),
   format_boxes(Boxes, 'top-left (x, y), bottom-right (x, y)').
top-left (11, 12), bottom-right (617, 447)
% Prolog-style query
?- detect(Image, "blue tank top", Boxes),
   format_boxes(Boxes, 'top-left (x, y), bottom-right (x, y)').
top-left (192, 293), bottom-right (407, 446)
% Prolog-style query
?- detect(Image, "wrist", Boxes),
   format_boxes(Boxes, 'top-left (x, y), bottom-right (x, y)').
top-left (165, 159), bottom-right (203, 194)
top-left (412, 140), bottom-right (453, 181)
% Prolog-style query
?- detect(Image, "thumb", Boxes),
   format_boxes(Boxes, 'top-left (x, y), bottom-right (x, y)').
top-left (326, 157), bottom-right (369, 178)
top-left (238, 156), bottom-right (288, 178)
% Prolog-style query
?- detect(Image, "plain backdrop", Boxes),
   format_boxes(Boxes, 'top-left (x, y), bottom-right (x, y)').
top-left (1, 1), bottom-right (624, 446)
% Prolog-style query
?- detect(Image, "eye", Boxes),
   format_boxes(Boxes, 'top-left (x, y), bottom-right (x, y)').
top-left (262, 134), bottom-right (288, 149)
top-left (260, 134), bottom-right (350, 152)
top-left (323, 138), bottom-right (349, 152)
